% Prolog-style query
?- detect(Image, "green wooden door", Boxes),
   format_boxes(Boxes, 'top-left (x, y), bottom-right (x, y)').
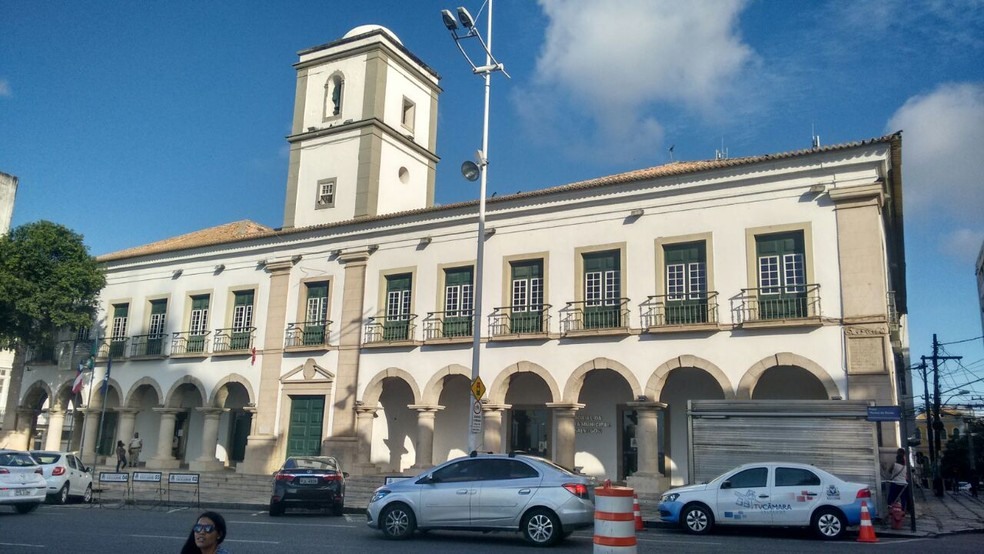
top-left (756, 232), bottom-right (806, 319)
top-left (231, 290), bottom-right (254, 350)
top-left (147, 299), bottom-right (167, 355)
top-left (583, 251), bottom-right (621, 328)
top-left (664, 242), bottom-right (708, 324)
top-left (286, 396), bottom-right (325, 457)
top-left (384, 274), bottom-right (412, 340)
top-left (188, 295), bottom-right (210, 352)
top-left (442, 267), bottom-right (474, 337)
top-left (303, 282), bottom-right (329, 345)
top-left (110, 304), bottom-right (129, 358)
top-left (510, 260), bottom-right (543, 333)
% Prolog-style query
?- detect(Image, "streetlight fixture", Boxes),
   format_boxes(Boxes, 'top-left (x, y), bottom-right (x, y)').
top-left (441, 1), bottom-right (509, 454)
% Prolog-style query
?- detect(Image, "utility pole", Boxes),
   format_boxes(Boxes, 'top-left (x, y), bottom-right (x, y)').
top-left (922, 333), bottom-right (962, 497)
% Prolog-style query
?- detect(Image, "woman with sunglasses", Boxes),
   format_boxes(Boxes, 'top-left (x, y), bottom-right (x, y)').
top-left (180, 511), bottom-right (229, 554)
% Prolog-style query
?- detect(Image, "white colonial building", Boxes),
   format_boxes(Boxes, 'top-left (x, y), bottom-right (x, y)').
top-left (5, 26), bottom-right (909, 489)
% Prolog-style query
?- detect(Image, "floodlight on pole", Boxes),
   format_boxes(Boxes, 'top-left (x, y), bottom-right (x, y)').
top-left (441, 1), bottom-right (507, 455)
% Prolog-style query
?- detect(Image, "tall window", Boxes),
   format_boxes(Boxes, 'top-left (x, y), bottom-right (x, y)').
top-left (583, 250), bottom-right (621, 328)
top-left (511, 260), bottom-right (543, 333)
top-left (664, 241), bottom-right (708, 324)
top-left (756, 232), bottom-right (807, 319)
top-left (231, 290), bottom-right (255, 350)
top-left (147, 299), bottom-right (167, 355)
top-left (188, 294), bottom-right (210, 353)
top-left (401, 97), bottom-right (416, 133)
top-left (384, 273), bottom-right (412, 340)
top-left (304, 282), bottom-right (329, 345)
top-left (110, 303), bottom-right (129, 357)
top-left (443, 267), bottom-right (474, 337)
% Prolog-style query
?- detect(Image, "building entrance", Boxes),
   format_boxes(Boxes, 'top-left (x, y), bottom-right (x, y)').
top-left (509, 407), bottom-right (549, 458)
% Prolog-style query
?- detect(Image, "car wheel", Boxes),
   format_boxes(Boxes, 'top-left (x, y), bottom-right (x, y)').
top-left (269, 500), bottom-right (285, 517)
top-left (56, 484), bottom-right (69, 505)
top-left (812, 507), bottom-right (846, 540)
top-left (682, 503), bottom-right (713, 535)
top-left (82, 484), bottom-right (92, 504)
top-left (380, 503), bottom-right (416, 540)
top-left (15, 503), bottom-right (40, 514)
top-left (521, 508), bottom-right (561, 547)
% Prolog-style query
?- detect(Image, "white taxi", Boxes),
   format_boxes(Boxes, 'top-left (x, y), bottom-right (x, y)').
top-left (658, 462), bottom-right (876, 540)
top-left (0, 449), bottom-right (47, 514)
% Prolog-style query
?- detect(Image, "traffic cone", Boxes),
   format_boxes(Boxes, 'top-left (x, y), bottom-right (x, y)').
top-left (633, 493), bottom-right (644, 531)
top-left (856, 500), bottom-right (878, 543)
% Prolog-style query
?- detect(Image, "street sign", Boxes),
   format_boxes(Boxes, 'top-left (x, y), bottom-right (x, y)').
top-left (866, 406), bottom-right (901, 421)
top-left (471, 376), bottom-right (486, 401)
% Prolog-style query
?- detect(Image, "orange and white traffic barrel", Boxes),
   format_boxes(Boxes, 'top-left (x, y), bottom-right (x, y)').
top-left (594, 482), bottom-right (637, 553)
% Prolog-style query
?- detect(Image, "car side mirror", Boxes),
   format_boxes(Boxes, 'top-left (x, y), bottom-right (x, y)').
top-left (721, 480), bottom-right (732, 489)
top-left (417, 473), bottom-right (436, 485)
top-left (343, 472), bottom-right (349, 478)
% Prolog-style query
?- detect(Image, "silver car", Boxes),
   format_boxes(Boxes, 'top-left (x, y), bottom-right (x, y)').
top-left (30, 451), bottom-right (93, 504)
top-left (367, 452), bottom-right (595, 546)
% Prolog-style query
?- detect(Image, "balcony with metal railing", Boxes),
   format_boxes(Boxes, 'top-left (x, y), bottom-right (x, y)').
top-left (730, 284), bottom-right (822, 327)
top-left (640, 292), bottom-right (719, 332)
top-left (489, 304), bottom-right (552, 340)
top-left (284, 320), bottom-right (334, 351)
top-left (56, 339), bottom-right (97, 370)
top-left (95, 338), bottom-right (129, 361)
top-left (364, 314), bottom-right (418, 346)
top-left (171, 331), bottom-right (211, 357)
top-left (213, 327), bottom-right (256, 355)
top-left (129, 334), bottom-right (170, 359)
top-left (559, 298), bottom-right (631, 336)
top-left (422, 311), bottom-right (474, 343)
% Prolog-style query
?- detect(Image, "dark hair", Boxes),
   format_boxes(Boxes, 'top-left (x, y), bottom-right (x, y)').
top-left (180, 511), bottom-right (227, 554)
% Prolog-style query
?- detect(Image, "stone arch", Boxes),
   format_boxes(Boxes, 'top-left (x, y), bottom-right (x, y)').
top-left (361, 367), bottom-right (422, 407)
top-left (422, 364), bottom-right (470, 405)
top-left (562, 357), bottom-right (642, 403)
top-left (489, 361), bottom-right (561, 404)
top-left (163, 375), bottom-right (208, 407)
top-left (21, 380), bottom-right (52, 410)
top-left (646, 355), bottom-right (736, 400)
top-left (124, 377), bottom-right (164, 408)
top-left (50, 380), bottom-right (78, 410)
top-left (736, 352), bottom-right (840, 399)
top-left (208, 373), bottom-right (256, 407)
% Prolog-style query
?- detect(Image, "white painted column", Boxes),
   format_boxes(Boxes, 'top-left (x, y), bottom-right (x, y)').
top-left (147, 408), bottom-right (181, 469)
top-left (44, 409), bottom-right (66, 451)
top-left (190, 408), bottom-right (226, 471)
top-left (409, 405), bottom-right (443, 470)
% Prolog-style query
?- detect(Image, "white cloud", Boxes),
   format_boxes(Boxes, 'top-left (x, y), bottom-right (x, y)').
top-left (0, 79), bottom-right (11, 97)
top-left (514, 0), bottom-right (754, 163)
top-left (886, 83), bottom-right (984, 224)
top-left (940, 228), bottom-right (984, 265)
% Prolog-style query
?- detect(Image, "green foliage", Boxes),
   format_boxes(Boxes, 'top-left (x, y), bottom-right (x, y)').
top-left (0, 220), bottom-right (106, 349)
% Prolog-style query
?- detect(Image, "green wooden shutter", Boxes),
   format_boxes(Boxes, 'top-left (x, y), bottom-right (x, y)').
top-left (303, 282), bottom-right (329, 345)
top-left (510, 260), bottom-right (544, 333)
top-left (231, 290), bottom-right (254, 350)
top-left (188, 295), bottom-right (210, 352)
top-left (147, 300), bottom-right (167, 355)
top-left (583, 250), bottom-right (621, 328)
top-left (443, 267), bottom-right (474, 337)
top-left (756, 232), bottom-right (806, 319)
top-left (384, 273), bottom-right (412, 340)
top-left (664, 242), bottom-right (708, 324)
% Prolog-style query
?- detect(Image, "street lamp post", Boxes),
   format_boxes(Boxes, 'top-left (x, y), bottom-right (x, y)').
top-left (441, 2), bottom-right (508, 454)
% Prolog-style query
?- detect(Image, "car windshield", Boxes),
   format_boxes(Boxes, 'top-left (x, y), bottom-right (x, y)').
top-left (31, 453), bottom-right (61, 464)
top-left (0, 452), bottom-right (38, 467)
top-left (288, 457), bottom-right (338, 471)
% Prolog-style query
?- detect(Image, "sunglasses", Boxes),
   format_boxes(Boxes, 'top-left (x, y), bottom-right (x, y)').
top-left (193, 524), bottom-right (216, 534)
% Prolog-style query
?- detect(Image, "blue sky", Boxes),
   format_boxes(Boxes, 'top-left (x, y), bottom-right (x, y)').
top-left (2, 1), bottom-right (982, 407)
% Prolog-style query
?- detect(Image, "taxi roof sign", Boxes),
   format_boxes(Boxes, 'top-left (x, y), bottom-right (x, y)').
top-left (471, 376), bottom-right (486, 402)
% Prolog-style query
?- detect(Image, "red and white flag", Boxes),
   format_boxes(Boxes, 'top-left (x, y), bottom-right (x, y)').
top-left (250, 347), bottom-right (257, 366)
top-left (71, 363), bottom-right (84, 395)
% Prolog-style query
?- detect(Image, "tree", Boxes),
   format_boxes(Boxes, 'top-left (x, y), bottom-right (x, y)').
top-left (0, 220), bottom-right (105, 443)
top-left (941, 419), bottom-right (984, 488)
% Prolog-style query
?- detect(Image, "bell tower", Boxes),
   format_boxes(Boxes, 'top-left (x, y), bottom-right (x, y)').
top-left (282, 25), bottom-right (441, 229)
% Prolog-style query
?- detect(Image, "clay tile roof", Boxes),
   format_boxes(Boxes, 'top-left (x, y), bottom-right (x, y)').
top-left (98, 220), bottom-right (274, 262)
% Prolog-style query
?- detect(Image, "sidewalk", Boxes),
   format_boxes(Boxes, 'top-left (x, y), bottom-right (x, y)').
top-left (876, 485), bottom-right (984, 537)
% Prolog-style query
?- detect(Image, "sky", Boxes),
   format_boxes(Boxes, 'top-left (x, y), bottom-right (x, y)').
top-left (2, 0), bottom-right (982, 410)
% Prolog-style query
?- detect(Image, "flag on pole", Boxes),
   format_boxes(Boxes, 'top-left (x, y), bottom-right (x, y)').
top-left (251, 347), bottom-right (257, 366)
top-left (101, 356), bottom-right (112, 396)
top-left (71, 361), bottom-right (85, 395)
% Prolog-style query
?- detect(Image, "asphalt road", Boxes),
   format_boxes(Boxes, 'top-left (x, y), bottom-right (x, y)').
top-left (1, 503), bottom-right (982, 553)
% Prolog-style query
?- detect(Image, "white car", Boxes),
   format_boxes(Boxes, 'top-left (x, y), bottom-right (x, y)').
top-left (30, 450), bottom-right (93, 504)
top-left (0, 449), bottom-right (47, 513)
top-left (658, 462), bottom-right (876, 540)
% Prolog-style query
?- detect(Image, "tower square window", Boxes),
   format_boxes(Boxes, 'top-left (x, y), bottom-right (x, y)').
top-left (316, 178), bottom-right (336, 209)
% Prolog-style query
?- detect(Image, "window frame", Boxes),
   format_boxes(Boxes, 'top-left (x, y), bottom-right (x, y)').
top-left (315, 178), bottom-right (336, 210)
